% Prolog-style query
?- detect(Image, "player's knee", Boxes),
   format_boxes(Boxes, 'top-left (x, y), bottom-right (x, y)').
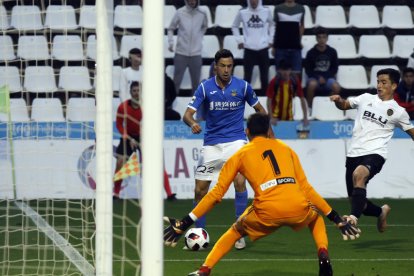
top-left (352, 167), bottom-right (369, 188)
top-left (194, 186), bottom-right (208, 200)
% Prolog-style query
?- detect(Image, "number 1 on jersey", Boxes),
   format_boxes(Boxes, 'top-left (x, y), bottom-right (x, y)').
top-left (262, 150), bottom-right (281, 176)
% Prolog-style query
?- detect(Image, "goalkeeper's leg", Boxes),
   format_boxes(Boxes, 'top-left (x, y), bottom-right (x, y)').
top-left (308, 214), bottom-right (332, 276)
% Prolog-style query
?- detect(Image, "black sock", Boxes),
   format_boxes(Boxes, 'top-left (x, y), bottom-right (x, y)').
top-left (362, 200), bottom-right (382, 217)
top-left (351, 188), bottom-right (367, 218)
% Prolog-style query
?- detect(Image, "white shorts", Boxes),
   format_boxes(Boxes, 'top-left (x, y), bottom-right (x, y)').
top-left (195, 140), bottom-right (247, 181)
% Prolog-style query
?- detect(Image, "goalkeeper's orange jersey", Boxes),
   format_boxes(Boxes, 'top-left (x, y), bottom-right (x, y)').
top-left (192, 136), bottom-right (332, 221)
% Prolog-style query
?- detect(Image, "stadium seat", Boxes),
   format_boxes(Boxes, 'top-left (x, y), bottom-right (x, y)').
top-left (0, 35), bottom-right (16, 61)
top-left (31, 98), bottom-right (65, 122)
top-left (314, 6), bottom-right (347, 29)
top-left (345, 97), bottom-right (357, 120)
top-left (10, 5), bottom-right (43, 31)
top-left (166, 65), bottom-right (191, 90)
top-left (17, 35), bottom-right (49, 60)
top-left (293, 96), bottom-right (308, 121)
top-left (58, 66), bottom-right (92, 91)
top-left (202, 35), bottom-right (220, 58)
top-left (214, 5), bottom-right (242, 28)
top-left (79, 5), bottom-right (97, 29)
top-left (337, 65), bottom-right (369, 90)
top-left (0, 5), bottom-right (9, 30)
top-left (233, 65), bottom-right (261, 90)
top-left (24, 66), bottom-right (57, 93)
top-left (369, 65), bottom-right (400, 88)
top-left (244, 96), bottom-right (267, 119)
top-left (358, 35), bottom-right (391, 59)
top-left (348, 5), bottom-right (381, 29)
top-left (51, 35), bottom-right (84, 61)
top-left (200, 65), bottom-right (213, 81)
top-left (199, 5), bottom-right (213, 28)
top-left (0, 66), bottom-right (22, 92)
top-left (86, 35), bottom-right (119, 61)
top-left (304, 5), bottom-right (314, 29)
top-left (172, 96), bottom-right (191, 118)
top-left (301, 35), bottom-right (316, 59)
top-left (392, 35), bottom-right (414, 58)
top-left (66, 97), bottom-right (96, 122)
top-left (93, 66), bottom-right (122, 92)
top-left (223, 35), bottom-right (243, 59)
top-left (120, 35), bottom-right (142, 58)
top-left (327, 35), bottom-right (358, 59)
top-left (44, 5), bottom-right (78, 30)
top-left (311, 96), bottom-right (345, 121)
top-left (164, 5), bottom-right (176, 29)
top-left (114, 5), bottom-right (143, 29)
top-left (0, 98), bottom-right (30, 122)
top-left (382, 5), bottom-right (414, 29)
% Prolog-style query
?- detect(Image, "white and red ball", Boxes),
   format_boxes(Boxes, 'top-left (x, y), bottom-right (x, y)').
top-left (184, 228), bottom-right (210, 251)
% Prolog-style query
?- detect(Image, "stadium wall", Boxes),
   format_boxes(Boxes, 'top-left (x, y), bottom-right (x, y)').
top-left (1, 121), bottom-right (414, 199)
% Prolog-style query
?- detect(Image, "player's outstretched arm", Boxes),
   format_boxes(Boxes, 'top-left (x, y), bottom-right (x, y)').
top-left (329, 95), bottom-right (352, 110)
top-left (327, 209), bottom-right (361, 241)
top-left (163, 215), bottom-right (194, 247)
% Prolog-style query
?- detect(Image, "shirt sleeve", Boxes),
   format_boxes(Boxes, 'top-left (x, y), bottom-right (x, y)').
top-left (245, 82), bottom-right (259, 107)
top-left (188, 83), bottom-right (206, 111)
top-left (291, 149), bottom-right (332, 215)
top-left (231, 12), bottom-right (243, 44)
top-left (397, 109), bottom-right (414, 131)
top-left (167, 12), bottom-right (179, 48)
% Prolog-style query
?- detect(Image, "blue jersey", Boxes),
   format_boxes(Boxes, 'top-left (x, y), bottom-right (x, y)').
top-left (188, 76), bottom-right (259, 145)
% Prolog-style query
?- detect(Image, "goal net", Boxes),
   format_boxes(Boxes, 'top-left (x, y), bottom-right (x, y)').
top-left (0, 1), bottom-right (143, 275)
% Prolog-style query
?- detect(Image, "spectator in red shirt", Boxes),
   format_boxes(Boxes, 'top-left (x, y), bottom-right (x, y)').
top-left (395, 67), bottom-right (414, 120)
top-left (114, 81), bottom-right (176, 200)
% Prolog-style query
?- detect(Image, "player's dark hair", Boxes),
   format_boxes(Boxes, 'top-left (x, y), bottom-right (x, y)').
top-left (214, 49), bottom-right (234, 63)
top-left (377, 68), bottom-right (400, 84)
top-left (247, 113), bottom-right (269, 137)
top-left (129, 48), bottom-right (142, 56)
top-left (315, 27), bottom-right (329, 36)
top-left (403, 67), bottom-right (414, 75)
top-left (130, 81), bottom-right (140, 92)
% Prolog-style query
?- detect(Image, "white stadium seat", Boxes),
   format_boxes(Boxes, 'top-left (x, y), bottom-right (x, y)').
top-left (31, 98), bottom-right (65, 122)
top-left (120, 35), bottom-right (142, 58)
top-left (202, 35), bottom-right (220, 58)
top-left (199, 5), bottom-right (213, 28)
top-left (0, 66), bottom-right (22, 92)
top-left (0, 98), bottom-right (30, 122)
top-left (24, 66), bottom-right (57, 93)
top-left (392, 35), bottom-right (414, 59)
top-left (327, 35), bottom-right (359, 59)
top-left (214, 5), bottom-right (242, 28)
top-left (166, 65), bottom-right (192, 90)
top-left (0, 35), bottom-right (16, 61)
top-left (0, 5), bottom-right (9, 30)
top-left (93, 66), bottom-right (122, 92)
top-left (17, 35), bottom-right (49, 60)
top-left (172, 97), bottom-right (191, 118)
top-left (79, 5), bottom-right (97, 29)
top-left (358, 35), bottom-right (391, 59)
top-left (51, 35), bottom-right (84, 61)
top-left (59, 66), bottom-right (92, 91)
top-left (301, 35), bottom-right (316, 59)
top-left (164, 5), bottom-right (177, 29)
top-left (337, 65), bottom-right (369, 90)
top-left (348, 5), bottom-right (381, 29)
top-left (66, 98), bottom-right (96, 122)
top-left (44, 5), bottom-right (78, 30)
top-left (114, 5), bottom-right (143, 29)
top-left (86, 35), bottom-right (119, 61)
top-left (315, 6), bottom-right (347, 29)
top-left (223, 35), bottom-right (244, 59)
top-left (311, 96), bottom-right (345, 121)
top-left (304, 5), bottom-right (314, 29)
top-left (10, 5), bottom-right (43, 31)
top-left (382, 5), bottom-right (414, 29)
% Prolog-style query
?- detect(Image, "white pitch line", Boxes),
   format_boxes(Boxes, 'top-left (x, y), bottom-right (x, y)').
top-left (14, 201), bottom-right (95, 276)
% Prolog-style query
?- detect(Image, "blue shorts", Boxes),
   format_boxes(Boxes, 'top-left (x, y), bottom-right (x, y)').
top-left (274, 49), bottom-right (302, 74)
top-left (307, 77), bottom-right (337, 96)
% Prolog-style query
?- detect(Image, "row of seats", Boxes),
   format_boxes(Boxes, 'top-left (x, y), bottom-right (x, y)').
top-left (1, 5), bottom-right (413, 31)
top-left (0, 64), bottom-right (397, 94)
top-left (0, 96), bottom-right (354, 123)
top-left (0, 97), bottom-right (124, 122)
top-left (2, 33), bottom-right (413, 62)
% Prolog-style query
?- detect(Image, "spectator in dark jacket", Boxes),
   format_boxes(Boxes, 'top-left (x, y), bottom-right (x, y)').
top-left (304, 27), bottom-right (341, 109)
top-left (165, 73), bottom-right (181, 120)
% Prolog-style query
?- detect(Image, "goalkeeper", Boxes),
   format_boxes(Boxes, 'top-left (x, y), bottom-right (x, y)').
top-left (164, 113), bottom-right (361, 276)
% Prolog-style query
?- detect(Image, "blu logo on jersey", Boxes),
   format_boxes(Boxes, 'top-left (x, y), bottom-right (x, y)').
top-left (362, 110), bottom-right (388, 126)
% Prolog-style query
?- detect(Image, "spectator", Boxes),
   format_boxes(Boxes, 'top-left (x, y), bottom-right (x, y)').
top-left (113, 81), bottom-right (176, 201)
top-left (266, 59), bottom-right (309, 126)
top-left (164, 73), bottom-right (181, 120)
top-left (168, 0), bottom-right (208, 95)
top-left (119, 48), bottom-right (142, 102)
top-left (395, 67), bottom-right (414, 119)
top-left (272, 0), bottom-right (304, 77)
top-left (231, 0), bottom-right (275, 96)
top-left (304, 27), bottom-right (341, 109)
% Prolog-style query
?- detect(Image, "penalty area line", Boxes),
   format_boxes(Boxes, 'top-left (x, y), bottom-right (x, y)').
top-left (14, 201), bottom-right (95, 276)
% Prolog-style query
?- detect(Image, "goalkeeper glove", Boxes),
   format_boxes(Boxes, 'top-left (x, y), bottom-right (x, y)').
top-left (163, 215), bottom-right (194, 247)
top-left (327, 210), bottom-right (361, 241)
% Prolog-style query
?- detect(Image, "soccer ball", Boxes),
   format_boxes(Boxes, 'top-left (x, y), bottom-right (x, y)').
top-left (184, 228), bottom-right (209, 251)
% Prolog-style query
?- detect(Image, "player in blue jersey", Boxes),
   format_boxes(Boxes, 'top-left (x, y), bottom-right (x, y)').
top-left (183, 49), bottom-right (270, 250)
